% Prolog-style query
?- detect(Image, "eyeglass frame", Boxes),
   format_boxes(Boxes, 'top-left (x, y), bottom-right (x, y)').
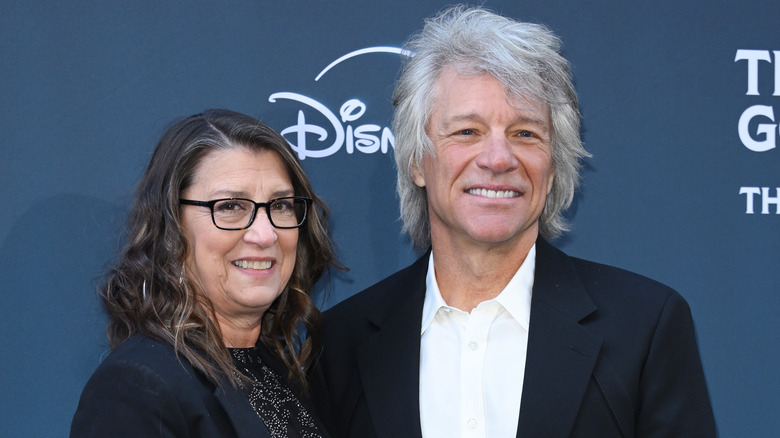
top-left (179, 196), bottom-right (313, 230)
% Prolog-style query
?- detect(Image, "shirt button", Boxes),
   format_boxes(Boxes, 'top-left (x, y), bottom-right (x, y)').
top-left (467, 418), bottom-right (478, 429)
top-left (468, 341), bottom-right (479, 351)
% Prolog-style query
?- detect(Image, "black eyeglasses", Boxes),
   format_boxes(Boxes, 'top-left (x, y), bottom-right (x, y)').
top-left (179, 196), bottom-right (312, 230)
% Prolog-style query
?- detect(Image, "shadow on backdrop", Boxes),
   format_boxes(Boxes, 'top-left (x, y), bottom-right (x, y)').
top-left (0, 194), bottom-right (126, 437)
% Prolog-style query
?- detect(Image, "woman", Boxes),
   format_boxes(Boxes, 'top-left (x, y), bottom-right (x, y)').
top-left (71, 109), bottom-right (339, 437)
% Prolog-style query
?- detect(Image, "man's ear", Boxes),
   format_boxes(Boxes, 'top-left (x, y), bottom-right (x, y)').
top-left (411, 165), bottom-right (426, 188)
top-left (547, 169), bottom-right (555, 195)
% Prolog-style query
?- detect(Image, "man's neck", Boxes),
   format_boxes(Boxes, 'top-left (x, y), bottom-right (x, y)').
top-left (431, 234), bottom-right (537, 312)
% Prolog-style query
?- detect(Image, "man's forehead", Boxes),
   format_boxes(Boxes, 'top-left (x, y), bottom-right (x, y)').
top-left (430, 78), bottom-right (549, 129)
top-left (432, 68), bottom-right (548, 113)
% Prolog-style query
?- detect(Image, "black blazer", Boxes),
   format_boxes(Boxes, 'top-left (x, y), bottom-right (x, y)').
top-left (71, 334), bottom-right (322, 438)
top-left (313, 238), bottom-right (716, 437)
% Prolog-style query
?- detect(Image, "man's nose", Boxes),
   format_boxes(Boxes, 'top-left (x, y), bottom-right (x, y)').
top-left (476, 134), bottom-right (519, 173)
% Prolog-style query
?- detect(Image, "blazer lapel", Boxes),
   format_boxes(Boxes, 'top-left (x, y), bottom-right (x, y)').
top-left (214, 381), bottom-right (272, 438)
top-left (356, 254), bottom-right (428, 438)
top-left (516, 239), bottom-right (602, 438)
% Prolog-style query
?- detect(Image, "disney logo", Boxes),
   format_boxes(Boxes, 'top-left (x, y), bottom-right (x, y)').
top-left (268, 47), bottom-right (411, 160)
top-left (269, 92), bottom-right (394, 160)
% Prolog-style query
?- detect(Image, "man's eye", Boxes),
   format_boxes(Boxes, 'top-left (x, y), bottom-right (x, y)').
top-left (457, 129), bottom-right (475, 136)
top-left (518, 130), bottom-right (534, 138)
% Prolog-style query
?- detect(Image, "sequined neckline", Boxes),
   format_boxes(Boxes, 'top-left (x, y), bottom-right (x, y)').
top-left (228, 347), bottom-right (323, 438)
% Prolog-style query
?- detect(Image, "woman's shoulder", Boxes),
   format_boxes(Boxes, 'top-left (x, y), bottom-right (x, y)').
top-left (90, 334), bottom-right (205, 388)
top-left (105, 334), bottom-right (176, 360)
top-left (101, 334), bottom-right (175, 363)
top-left (71, 338), bottom-right (226, 436)
top-left (75, 335), bottom-right (216, 415)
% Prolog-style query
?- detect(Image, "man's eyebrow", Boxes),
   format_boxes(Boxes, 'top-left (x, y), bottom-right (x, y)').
top-left (440, 113), bottom-right (484, 129)
top-left (442, 113), bottom-right (548, 128)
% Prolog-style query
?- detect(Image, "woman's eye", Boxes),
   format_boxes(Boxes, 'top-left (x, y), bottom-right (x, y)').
top-left (215, 201), bottom-right (248, 213)
top-left (271, 199), bottom-right (294, 211)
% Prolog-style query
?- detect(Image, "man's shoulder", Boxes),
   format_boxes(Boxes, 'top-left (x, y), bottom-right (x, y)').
top-left (538, 242), bottom-right (698, 351)
top-left (539, 239), bottom-right (681, 309)
top-left (578, 257), bottom-right (676, 299)
top-left (545, 239), bottom-right (670, 284)
top-left (571, 256), bottom-right (674, 293)
top-left (326, 252), bottom-right (428, 317)
top-left (554, 248), bottom-right (683, 315)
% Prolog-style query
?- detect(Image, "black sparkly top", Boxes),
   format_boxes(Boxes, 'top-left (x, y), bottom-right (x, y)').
top-left (229, 346), bottom-right (324, 438)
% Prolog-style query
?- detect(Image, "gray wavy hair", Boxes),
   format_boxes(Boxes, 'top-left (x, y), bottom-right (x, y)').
top-left (392, 5), bottom-right (590, 249)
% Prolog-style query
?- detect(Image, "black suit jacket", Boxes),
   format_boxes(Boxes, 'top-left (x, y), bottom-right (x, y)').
top-left (313, 238), bottom-right (716, 437)
top-left (71, 334), bottom-right (322, 438)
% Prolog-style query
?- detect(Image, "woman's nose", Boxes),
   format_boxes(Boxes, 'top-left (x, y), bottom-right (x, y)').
top-left (242, 211), bottom-right (278, 247)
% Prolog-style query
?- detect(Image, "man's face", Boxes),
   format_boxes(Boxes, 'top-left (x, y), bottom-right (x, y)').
top-left (413, 68), bottom-right (555, 251)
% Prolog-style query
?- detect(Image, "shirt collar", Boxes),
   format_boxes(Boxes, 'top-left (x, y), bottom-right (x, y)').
top-left (420, 244), bottom-right (535, 335)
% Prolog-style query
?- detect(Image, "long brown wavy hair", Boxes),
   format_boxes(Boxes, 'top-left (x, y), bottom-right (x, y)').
top-left (101, 109), bottom-right (340, 391)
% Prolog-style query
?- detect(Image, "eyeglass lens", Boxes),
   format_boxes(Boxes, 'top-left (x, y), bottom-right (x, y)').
top-left (212, 198), bottom-right (306, 229)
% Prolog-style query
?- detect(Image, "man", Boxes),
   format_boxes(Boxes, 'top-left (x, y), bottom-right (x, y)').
top-left (313, 6), bottom-right (716, 437)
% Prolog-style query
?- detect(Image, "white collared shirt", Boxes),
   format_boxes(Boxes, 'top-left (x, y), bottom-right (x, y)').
top-left (419, 245), bottom-right (535, 438)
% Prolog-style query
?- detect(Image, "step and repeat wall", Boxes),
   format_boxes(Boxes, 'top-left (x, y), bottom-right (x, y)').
top-left (2, 1), bottom-right (778, 436)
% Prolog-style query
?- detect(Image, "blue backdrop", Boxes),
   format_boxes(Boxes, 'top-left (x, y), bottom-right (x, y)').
top-left (1, 1), bottom-right (778, 436)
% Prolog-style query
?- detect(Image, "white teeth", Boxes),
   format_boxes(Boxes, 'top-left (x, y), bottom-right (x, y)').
top-left (233, 260), bottom-right (273, 270)
top-left (467, 188), bottom-right (520, 198)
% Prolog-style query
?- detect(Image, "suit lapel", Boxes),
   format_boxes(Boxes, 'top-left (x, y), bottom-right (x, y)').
top-left (516, 239), bottom-right (602, 438)
top-left (356, 254), bottom-right (428, 438)
top-left (214, 380), bottom-right (272, 438)
top-left (350, 242), bottom-right (601, 438)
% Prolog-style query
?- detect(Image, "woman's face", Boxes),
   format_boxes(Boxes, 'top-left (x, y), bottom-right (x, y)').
top-left (180, 147), bottom-right (299, 335)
